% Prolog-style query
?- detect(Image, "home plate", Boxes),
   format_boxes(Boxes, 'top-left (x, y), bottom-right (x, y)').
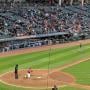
top-left (37, 77), bottom-right (41, 79)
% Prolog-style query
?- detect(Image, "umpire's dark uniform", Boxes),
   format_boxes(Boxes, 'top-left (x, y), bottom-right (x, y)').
top-left (15, 64), bottom-right (18, 79)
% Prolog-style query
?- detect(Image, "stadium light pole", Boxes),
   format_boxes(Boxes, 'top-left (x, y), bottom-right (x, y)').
top-left (81, 0), bottom-right (84, 7)
top-left (70, 0), bottom-right (73, 5)
top-left (59, 0), bottom-right (62, 6)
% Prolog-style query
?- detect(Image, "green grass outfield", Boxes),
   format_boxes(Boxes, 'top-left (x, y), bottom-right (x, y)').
top-left (0, 44), bottom-right (90, 90)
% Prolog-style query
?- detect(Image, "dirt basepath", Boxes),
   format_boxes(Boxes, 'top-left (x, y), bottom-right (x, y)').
top-left (0, 39), bottom-right (90, 58)
top-left (0, 69), bottom-right (74, 88)
top-left (50, 57), bottom-right (90, 74)
top-left (69, 83), bottom-right (90, 90)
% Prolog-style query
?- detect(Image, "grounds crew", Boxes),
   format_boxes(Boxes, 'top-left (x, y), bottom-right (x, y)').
top-left (15, 64), bottom-right (18, 79)
top-left (52, 85), bottom-right (58, 90)
top-left (80, 43), bottom-right (82, 48)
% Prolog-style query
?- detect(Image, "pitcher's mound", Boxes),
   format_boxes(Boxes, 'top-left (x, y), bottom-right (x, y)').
top-left (0, 69), bottom-right (75, 88)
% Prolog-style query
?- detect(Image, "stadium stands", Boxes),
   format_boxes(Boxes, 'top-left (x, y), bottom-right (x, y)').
top-left (0, 4), bottom-right (89, 37)
top-left (0, 2), bottom-right (90, 52)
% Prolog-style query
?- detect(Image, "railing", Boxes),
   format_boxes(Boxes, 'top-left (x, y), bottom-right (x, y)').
top-left (0, 31), bottom-right (69, 42)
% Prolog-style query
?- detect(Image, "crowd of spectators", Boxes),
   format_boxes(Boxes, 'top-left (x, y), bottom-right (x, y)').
top-left (0, 3), bottom-right (90, 39)
top-left (0, 2), bottom-right (90, 52)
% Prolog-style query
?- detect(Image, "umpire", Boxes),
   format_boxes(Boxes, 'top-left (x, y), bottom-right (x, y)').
top-left (15, 64), bottom-right (18, 79)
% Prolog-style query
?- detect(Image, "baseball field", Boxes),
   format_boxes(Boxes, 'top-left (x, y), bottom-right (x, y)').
top-left (0, 39), bottom-right (90, 90)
